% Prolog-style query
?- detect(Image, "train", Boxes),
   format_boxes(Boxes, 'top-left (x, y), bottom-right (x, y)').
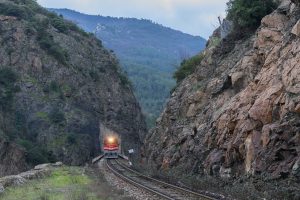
top-left (103, 134), bottom-right (120, 159)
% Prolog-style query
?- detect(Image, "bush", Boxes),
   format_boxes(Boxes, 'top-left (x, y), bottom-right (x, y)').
top-left (89, 70), bottom-right (99, 82)
top-left (27, 146), bottom-right (49, 165)
top-left (227, 0), bottom-right (278, 30)
top-left (50, 17), bottom-right (68, 33)
top-left (49, 107), bottom-right (65, 124)
top-left (37, 33), bottom-right (69, 64)
top-left (66, 133), bottom-right (77, 144)
top-left (0, 3), bottom-right (31, 19)
top-left (49, 81), bottom-right (60, 92)
top-left (36, 20), bottom-right (69, 65)
top-left (119, 73), bottom-right (132, 86)
top-left (0, 68), bottom-right (17, 86)
top-left (67, 22), bottom-right (89, 37)
top-left (17, 139), bottom-right (34, 150)
top-left (15, 110), bottom-right (27, 133)
top-left (17, 139), bottom-right (51, 165)
top-left (173, 53), bottom-right (204, 83)
top-left (0, 68), bottom-right (18, 112)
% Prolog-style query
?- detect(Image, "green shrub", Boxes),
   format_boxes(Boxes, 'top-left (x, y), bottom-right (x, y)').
top-left (0, 68), bottom-right (18, 112)
top-left (173, 53), bottom-right (204, 83)
top-left (49, 107), bottom-right (65, 124)
top-left (36, 20), bottom-right (69, 65)
top-left (66, 133), bottom-right (77, 145)
top-left (227, 0), bottom-right (278, 30)
top-left (0, 68), bottom-right (17, 86)
top-left (89, 70), bottom-right (99, 82)
top-left (67, 22), bottom-right (89, 37)
top-left (118, 69), bottom-right (132, 87)
top-left (120, 73), bottom-right (132, 86)
top-left (50, 17), bottom-right (68, 33)
top-left (0, 3), bottom-right (30, 19)
top-left (17, 139), bottom-right (51, 165)
top-left (49, 81), bottom-right (60, 92)
top-left (15, 110), bottom-right (27, 133)
top-left (36, 111), bottom-right (48, 120)
top-left (61, 84), bottom-right (72, 94)
top-left (17, 138), bottom-right (34, 150)
top-left (27, 146), bottom-right (49, 165)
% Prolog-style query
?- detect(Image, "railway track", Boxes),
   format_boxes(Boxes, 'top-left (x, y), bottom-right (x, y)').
top-left (106, 159), bottom-right (216, 200)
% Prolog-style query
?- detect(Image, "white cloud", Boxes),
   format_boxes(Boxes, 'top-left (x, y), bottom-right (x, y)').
top-left (37, 0), bottom-right (228, 38)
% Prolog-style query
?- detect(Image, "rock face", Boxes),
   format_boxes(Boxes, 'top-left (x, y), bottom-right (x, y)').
top-left (291, 20), bottom-right (300, 36)
top-left (143, 1), bottom-right (300, 197)
top-left (0, 138), bottom-right (27, 177)
top-left (0, 0), bottom-right (146, 176)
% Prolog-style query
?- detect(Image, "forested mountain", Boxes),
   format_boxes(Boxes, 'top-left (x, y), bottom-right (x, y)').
top-left (0, 0), bottom-right (146, 176)
top-left (49, 8), bottom-right (206, 127)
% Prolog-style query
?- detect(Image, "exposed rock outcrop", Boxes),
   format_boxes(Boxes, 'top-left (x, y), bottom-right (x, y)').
top-left (143, 1), bottom-right (300, 199)
top-left (0, 138), bottom-right (27, 177)
top-left (0, 0), bottom-right (146, 176)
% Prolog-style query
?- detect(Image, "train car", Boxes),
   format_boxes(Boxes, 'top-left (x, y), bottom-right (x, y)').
top-left (103, 135), bottom-right (120, 159)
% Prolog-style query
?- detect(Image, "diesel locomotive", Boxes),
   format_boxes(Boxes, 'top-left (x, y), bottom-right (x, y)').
top-left (103, 135), bottom-right (120, 159)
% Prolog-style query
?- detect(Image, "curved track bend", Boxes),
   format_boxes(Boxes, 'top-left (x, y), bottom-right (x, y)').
top-left (106, 159), bottom-right (216, 200)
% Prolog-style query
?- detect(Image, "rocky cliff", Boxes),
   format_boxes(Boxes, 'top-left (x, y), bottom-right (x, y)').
top-left (143, 1), bottom-right (300, 199)
top-left (0, 0), bottom-right (146, 177)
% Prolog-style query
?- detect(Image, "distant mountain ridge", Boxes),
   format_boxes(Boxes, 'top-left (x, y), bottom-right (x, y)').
top-left (50, 8), bottom-right (206, 126)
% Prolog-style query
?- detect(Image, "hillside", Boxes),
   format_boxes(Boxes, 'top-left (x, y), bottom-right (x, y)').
top-left (143, 0), bottom-right (300, 199)
top-left (49, 8), bottom-right (206, 126)
top-left (0, 0), bottom-right (146, 177)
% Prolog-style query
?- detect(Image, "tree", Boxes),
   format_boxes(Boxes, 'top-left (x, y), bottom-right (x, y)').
top-left (227, 0), bottom-right (278, 30)
top-left (49, 107), bottom-right (65, 124)
top-left (0, 68), bottom-right (18, 112)
top-left (173, 53), bottom-right (204, 84)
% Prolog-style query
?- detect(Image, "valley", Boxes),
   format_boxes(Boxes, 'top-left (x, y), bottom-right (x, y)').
top-left (49, 8), bottom-right (206, 127)
top-left (0, 0), bottom-right (299, 200)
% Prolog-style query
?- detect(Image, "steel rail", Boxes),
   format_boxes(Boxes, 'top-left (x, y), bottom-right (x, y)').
top-left (115, 159), bottom-right (216, 200)
top-left (106, 159), bottom-right (174, 200)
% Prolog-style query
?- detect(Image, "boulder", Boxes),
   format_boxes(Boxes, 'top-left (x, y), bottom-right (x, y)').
top-left (19, 168), bottom-right (51, 180)
top-left (292, 159), bottom-right (300, 176)
top-left (52, 162), bottom-right (63, 167)
top-left (277, 0), bottom-right (291, 13)
top-left (291, 20), bottom-right (300, 37)
top-left (220, 167), bottom-right (232, 178)
top-left (0, 184), bottom-right (4, 193)
top-left (261, 13), bottom-right (287, 30)
top-left (0, 16), bottom-right (17, 21)
top-left (0, 175), bottom-right (26, 187)
top-left (34, 163), bottom-right (51, 170)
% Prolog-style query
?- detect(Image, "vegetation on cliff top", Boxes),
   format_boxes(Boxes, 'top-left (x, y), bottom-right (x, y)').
top-left (0, 0), bottom-right (89, 65)
top-left (227, 0), bottom-right (278, 31)
top-left (171, 0), bottom-right (278, 88)
top-left (173, 53), bottom-right (204, 84)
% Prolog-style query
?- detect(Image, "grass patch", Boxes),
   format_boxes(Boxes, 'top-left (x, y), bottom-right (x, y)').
top-left (0, 167), bottom-right (98, 200)
top-left (36, 112), bottom-right (48, 120)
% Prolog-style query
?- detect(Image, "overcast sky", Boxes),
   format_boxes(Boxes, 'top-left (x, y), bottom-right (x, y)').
top-left (37, 0), bottom-right (228, 39)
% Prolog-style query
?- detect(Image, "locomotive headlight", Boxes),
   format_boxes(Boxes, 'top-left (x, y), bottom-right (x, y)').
top-left (108, 136), bottom-right (115, 144)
